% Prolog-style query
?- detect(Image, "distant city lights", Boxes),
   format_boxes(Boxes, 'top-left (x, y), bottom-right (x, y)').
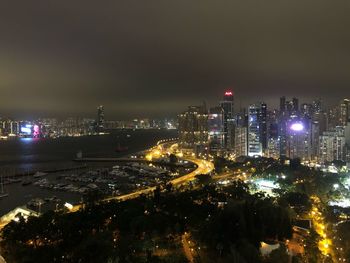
top-left (20, 124), bottom-right (33, 135)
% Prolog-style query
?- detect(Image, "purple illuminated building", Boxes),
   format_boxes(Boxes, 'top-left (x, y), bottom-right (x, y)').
top-left (286, 119), bottom-right (311, 160)
top-left (290, 122), bottom-right (304, 132)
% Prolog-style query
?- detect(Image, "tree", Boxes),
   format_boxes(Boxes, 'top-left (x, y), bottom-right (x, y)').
top-left (214, 156), bottom-right (226, 173)
top-left (165, 182), bottom-right (173, 192)
top-left (281, 192), bottom-right (311, 208)
top-left (71, 232), bottom-right (115, 263)
top-left (153, 186), bottom-right (161, 203)
top-left (290, 158), bottom-right (301, 170)
top-left (304, 229), bottom-right (321, 263)
top-left (84, 189), bottom-right (104, 207)
top-left (195, 174), bottom-right (212, 185)
top-left (169, 154), bottom-right (178, 165)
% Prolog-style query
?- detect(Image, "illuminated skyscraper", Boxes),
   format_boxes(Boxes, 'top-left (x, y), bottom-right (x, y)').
top-left (340, 99), bottom-right (350, 126)
top-left (286, 119), bottom-right (311, 160)
top-left (97, 105), bottom-right (105, 132)
top-left (279, 96), bottom-right (301, 158)
top-left (345, 123), bottom-right (350, 167)
top-left (319, 127), bottom-right (345, 163)
top-left (248, 104), bottom-right (262, 156)
top-left (234, 110), bottom-right (248, 157)
top-left (259, 103), bottom-right (268, 152)
top-left (310, 120), bottom-right (320, 160)
top-left (280, 96), bottom-right (299, 118)
top-left (178, 104), bottom-right (208, 155)
top-left (312, 99), bottom-right (323, 114)
top-left (220, 90), bottom-right (234, 149)
top-left (301, 103), bottom-right (313, 118)
top-left (280, 96), bottom-right (286, 113)
top-left (208, 106), bottom-right (225, 151)
top-left (267, 138), bottom-right (280, 159)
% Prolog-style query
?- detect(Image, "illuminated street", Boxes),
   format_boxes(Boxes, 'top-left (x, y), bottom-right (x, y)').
top-left (70, 142), bottom-right (214, 211)
top-left (310, 196), bottom-right (335, 261)
top-left (1, 2), bottom-right (350, 261)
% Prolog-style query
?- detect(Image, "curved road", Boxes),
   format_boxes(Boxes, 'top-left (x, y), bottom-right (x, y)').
top-left (71, 143), bottom-right (214, 210)
top-left (83, 157), bottom-right (213, 205)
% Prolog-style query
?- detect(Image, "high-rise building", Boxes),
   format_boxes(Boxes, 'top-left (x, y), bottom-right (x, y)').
top-left (235, 126), bottom-right (248, 157)
top-left (280, 96), bottom-right (286, 113)
top-left (267, 113), bottom-right (279, 159)
top-left (178, 105), bottom-right (208, 155)
top-left (97, 105), bottom-right (105, 132)
top-left (301, 103), bottom-right (313, 118)
top-left (248, 104), bottom-right (262, 156)
top-left (286, 98), bottom-right (299, 116)
top-left (327, 106), bottom-right (340, 131)
top-left (312, 99), bottom-right (323, 114)
top-left (286, 119), bottom-right (311, 160)
top-left (208, 107), bottom-right (225, 151)
top-left (278, 123), bottom-right (287, 158)
top-left (267, 137), bottom-right (280, 159)
top-left (220, 90), bottom-right (234, 149)
top-left (340, 99), bottom-right (350, 126)
top-left (9, 121), bottom-right (19, 135)
top-left (345, 122), bottom-right (350, 167)
top-left (345, 122), bottom-right (350, 145)
top-left (279, 96), bottom-right (302, 158)
top-left (234, 110), bottom-right (248, 157)
top-left (310, 120), bottom-right (320, 160)
top-left (279, 96), bottom-right (288, 158)
top-left (319, 127), bottom-right (346, 163)
top-left (280, 96), bottom-right (299, 118)
top-left (313, 111), bottom-right (327, 133)
top-left (259, 103), bottom-right (268, 152)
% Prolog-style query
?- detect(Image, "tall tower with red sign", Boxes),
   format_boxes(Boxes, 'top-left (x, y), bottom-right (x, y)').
top-left (220, 90), bottom-right (234, 149)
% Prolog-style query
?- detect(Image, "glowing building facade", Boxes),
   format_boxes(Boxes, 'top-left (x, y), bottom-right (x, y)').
top-left (248, 104), bottom-right (262, 156)
top-left (97, 105), bottom-right (105, 132)
top-left (319, 127), bottom-right (345, 163)
top-left (286, 120), bottom-right (312, 160)
top-left (208, 106), bottom-right (225, 151)
top-left (178, 105), bottom-right (208, 153)
top-left (220, 91), bottom-right (234, 149)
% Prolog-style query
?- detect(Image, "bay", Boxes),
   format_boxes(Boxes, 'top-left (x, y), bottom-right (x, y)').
top-left (0, 129), bottom-right (177, 215)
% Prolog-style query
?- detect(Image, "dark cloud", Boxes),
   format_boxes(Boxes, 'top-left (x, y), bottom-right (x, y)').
top-left (0, 0), bottom-right (349, 118)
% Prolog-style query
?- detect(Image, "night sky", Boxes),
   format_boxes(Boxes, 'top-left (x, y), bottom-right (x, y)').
top-left (0, 1), bottom-right (349, 119)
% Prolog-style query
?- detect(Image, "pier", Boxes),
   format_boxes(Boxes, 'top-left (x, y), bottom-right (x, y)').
top-left (2, 165), bottom-right (88, 178)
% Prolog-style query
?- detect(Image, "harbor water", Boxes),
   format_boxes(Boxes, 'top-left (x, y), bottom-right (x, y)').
top-left (0, 129), bottom-right (177, 215)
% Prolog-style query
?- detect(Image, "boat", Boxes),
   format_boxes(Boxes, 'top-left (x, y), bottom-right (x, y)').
top-left (5, 178), bottom-right (22, 185)
top-left (27, 198), bottom-right (45, 208)
top-left (22, 180), bottom-right (32, 186)
top-left (22, 174), bottom-right (32, 186)
top-left (0, 176), bottom-right (9, 199)
top-left (0, 193), bottom-right (9, 198)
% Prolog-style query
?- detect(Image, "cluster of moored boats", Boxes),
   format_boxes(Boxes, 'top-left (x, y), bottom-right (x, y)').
top-left (27, 196), bottom-right (61, 208)
top-left (33, 178), bottom-right (99, 194)
top-left (0, 162), bottom-right (173, 204)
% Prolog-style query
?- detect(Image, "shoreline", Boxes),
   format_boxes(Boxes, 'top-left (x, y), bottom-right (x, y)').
top-left (0, 136), bottom-right (179, 217)
top-left (0, 131), bottom-right (178, 179)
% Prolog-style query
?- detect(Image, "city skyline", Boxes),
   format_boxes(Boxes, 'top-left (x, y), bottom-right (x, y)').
top-left (0, 94), bottom-right (349, 120)
top-left (1, 1), bottom-right (350, 118)
top-left (2, 2), bottom-right (350, 262)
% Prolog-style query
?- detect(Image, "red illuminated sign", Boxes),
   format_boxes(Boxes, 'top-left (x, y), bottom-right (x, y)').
top-left (225, 91), bottom-right (233, 96)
